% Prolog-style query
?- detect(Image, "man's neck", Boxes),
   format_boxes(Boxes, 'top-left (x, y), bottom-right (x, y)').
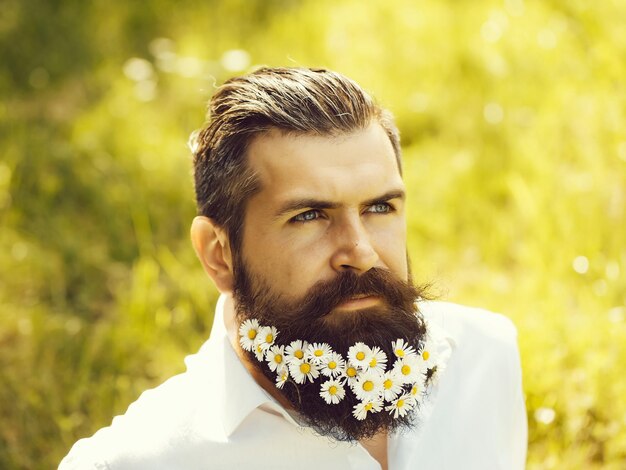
top-left (223, 295), bottom-right (389, 469)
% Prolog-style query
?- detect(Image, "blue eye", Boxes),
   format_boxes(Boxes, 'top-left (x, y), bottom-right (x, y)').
top-left (368, 203), bottom-right (392, 213)
top-left (291, 210), bottom-right (321, 223)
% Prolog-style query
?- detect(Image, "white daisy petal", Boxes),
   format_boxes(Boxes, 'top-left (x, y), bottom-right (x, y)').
top-left (256, 326), bottom-right (278, 351)
top-left (266, 345), bottom-right (286, 372)
top-left (351, 369), bottom-right (384, 402)
top-left (393, 354), bottom-right (422, 384)
top-left (367, 346), bottom-right (388, 372)
top-left (381, 370), bottom-right (404, 402)
top-left (391, 338), bottom-right (417, 359)
top-left (385, 394), bottom-right (415, 418)
top-left (353, 398), bottom-right (383, 421)
top-left (288, 359), bottom-right (319, 384)
top-left (348, 342), bottom-right (373, 370)
top-left (238, 319), bottom-right (260, 352)
top-left (319, 379), bottom-right (346, 404)
top-left (285, 340), bottom-right (309, 364)
top-left (276, 368), bottom-right (289, 389)
top-left (305, 342), bottom-right (333, 364)
top-left (320, 352), bottom-right (346, 378)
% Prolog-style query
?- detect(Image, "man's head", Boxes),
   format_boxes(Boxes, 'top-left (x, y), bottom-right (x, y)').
top-left (190, 67), bottom-right (431, 441)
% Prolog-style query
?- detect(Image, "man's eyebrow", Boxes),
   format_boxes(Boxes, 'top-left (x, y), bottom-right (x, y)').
top-left (361, 189), bottom-right (406, 207)
top-left (274, 189), bottom-right (405, 219)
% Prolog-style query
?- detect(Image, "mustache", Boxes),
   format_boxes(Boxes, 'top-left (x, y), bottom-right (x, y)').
top-left (283, 267), bottom-right (420, 321)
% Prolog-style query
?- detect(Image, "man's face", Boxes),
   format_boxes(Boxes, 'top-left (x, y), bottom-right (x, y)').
top-left (239, 122), bottom-right (408, 309)
top-left (229, 123), bottom-right (428, 442)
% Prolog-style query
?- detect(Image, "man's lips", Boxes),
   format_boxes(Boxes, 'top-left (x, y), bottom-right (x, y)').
top-left (335, 294), bottom-right (381, 311)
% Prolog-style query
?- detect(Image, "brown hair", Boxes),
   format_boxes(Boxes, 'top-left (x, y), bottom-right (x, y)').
top-left (191, 67), bottom-right (401, 251)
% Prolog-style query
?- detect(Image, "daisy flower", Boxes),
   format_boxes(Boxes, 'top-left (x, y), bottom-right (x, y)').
top-left (385, 394), bottom-right (415, 419)
top-left (266, 345), bottom-right (286, 373)
top-left (366, 346), bottom-right (388, 372)
top-left (409, 381), bottom-right (424, 400)
top-left (238, 319), bottom-right (260, 352)
top-left (320, 351), bottom-right (346, 378)
top-left (351, 369), bottom-right (384, 402)
top-left (353, 398), bottom-right (383, 421)
top-left (343, 363), bottom-right (360, 386)
top-left (288, 359), bottom-right (319, 384)
top-left (285, 340), bottom-right (309, 363)
top-left (319, 379), bottom-right (346, 404)
top-left (253, 341), bottom-right (266, 362)
top-left (418, 337), bottom-right (437, 371)
top-left (256, 326), bottom-right (278, 352)
top-left (393, 354), bottom-right (422, 384)
top-left (348, 342), bottom-right (372, 370)
top-left (391, 338), bottom-right (417, 359)
top-left (275, 368), bottom-right (289, 389)
top-left (381, 370), bottom-right (404, 402)
top-left (305, 342), bottom-right (333, 364)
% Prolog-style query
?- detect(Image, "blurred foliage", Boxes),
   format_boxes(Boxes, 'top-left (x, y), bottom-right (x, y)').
top-left (1, 0), bottom-right (625, 468)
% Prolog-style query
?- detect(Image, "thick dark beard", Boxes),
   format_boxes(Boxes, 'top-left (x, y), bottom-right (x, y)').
top-left (232, 256), bottom-right (431, 442)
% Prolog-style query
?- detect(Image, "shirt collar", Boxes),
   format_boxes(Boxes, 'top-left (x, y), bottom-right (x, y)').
top-left (210, 294), bottom-right (300, 437)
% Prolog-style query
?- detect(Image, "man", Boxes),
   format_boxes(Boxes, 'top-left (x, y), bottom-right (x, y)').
top-left (60, 67), bottom-right (527, 469)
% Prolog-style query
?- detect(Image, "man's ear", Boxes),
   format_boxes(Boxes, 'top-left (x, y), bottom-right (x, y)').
top-left (190, 216), bottom-right (235, 294)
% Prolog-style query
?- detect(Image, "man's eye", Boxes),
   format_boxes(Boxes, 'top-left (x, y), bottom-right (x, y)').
top-left (367, 203), bottom-right (392, 214)
top-left (291, 210), bottom-right (321, 223)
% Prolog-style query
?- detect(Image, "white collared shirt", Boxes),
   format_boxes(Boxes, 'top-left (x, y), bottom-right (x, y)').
top-left (60, 296), bottom-right (527, 469)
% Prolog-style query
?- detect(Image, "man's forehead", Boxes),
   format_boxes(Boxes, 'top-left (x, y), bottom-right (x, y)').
top-left (246, 123), bottom-right (402, 204)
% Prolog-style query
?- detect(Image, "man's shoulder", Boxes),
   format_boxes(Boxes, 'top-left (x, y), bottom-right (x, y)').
top-left (59, 346), bottom-right (221, 469)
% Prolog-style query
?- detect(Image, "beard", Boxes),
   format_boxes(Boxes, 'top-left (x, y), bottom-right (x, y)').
top-left (232, 256), bottom-right (431, 442)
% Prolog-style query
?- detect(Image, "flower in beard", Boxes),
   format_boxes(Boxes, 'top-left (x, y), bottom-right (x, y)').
top-left (353, 397), bottom-right (383, 421)
top-left (393, 354), bottom-right (422, 385)
top-left (305, 342), bottom-right (333, 364)
top-left (385, 394), bottom-right (415, 419)
top-left (256, 325), bottom-right (278, 352)
top-left (351, 369), bottom-right (384, 402)
top-left (409, 381), bottom-right (423, 400)
top-left (391, 338), bottom-right (417, 359)
top-left (366, 346), bottom-right (388, 373)
top-left (285, 340), bottom-right (309, 363)
top-left (276, 368), bottom-right (289, 389)
top-left (266, 345), bottom-right (286, 373)
top-left (238, 319), bottom-right (260, 352)
top-left (418, 336), bottom-right (437, 371)
top-left (320, 379), bottom-right (345, 404)
top-left (348, 342), bottom-right (373, 370)
top-left (381, 369), bottom-right (404, 402)
top-left (289, 358), bottom-right (319, 384)
top-left (252, 341), bottom-right (266, 362)
top-left (343, 363), bottom-right (360, 387)
top-left (320, 351), bottom-right (346, 378)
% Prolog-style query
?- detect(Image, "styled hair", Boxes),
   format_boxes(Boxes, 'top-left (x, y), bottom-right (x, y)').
top-left (191, 67), bottom-right (401, 251)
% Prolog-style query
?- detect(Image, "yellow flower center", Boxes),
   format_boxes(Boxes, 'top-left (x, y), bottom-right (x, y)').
top-left (356, 351), bottom-right (365, 361)
top-left (328, 361), bottom-right (336, 369)
top-left (422, 351), bottom-right (430, 361)
top-left (383, 379), bottom-right (393, 390)
top-left (329, 385), bottom-right (338, 395)
top-left (369, 358), bottom-right (377, 367)
top-left (395, 349), bottom-right (404, 357)
top-left (266, 334), bottom-right (273, 343)
top-left (411, 385), bottom-right (418, 395)
top-left (397, 399), bottom-right (405, 408)
top-left (247, 330), bottom-right (257, 340)
top-left (363, 380), bottom-right (374, 392)
top-left (365, 403), bottom-right (373, 411)
top-left (401, 365), bottom-right (411, 375)
top-left (347, 367), bottom-right (357, 378)
top-left (295, 350), bottom-right (304, 359)
top-left (300, 363), bottom-right (311, 374)
top-left (314, 349), bottom-right (323, 357)
top-left (275, 354), bottom-right (283, 364)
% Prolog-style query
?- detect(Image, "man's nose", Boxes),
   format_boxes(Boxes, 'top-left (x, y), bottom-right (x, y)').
top-left (329, 215), bottom-right (379, 273)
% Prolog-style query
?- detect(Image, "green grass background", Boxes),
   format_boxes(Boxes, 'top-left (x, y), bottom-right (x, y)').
top-left (1, 0), bottom-right (625, 468)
